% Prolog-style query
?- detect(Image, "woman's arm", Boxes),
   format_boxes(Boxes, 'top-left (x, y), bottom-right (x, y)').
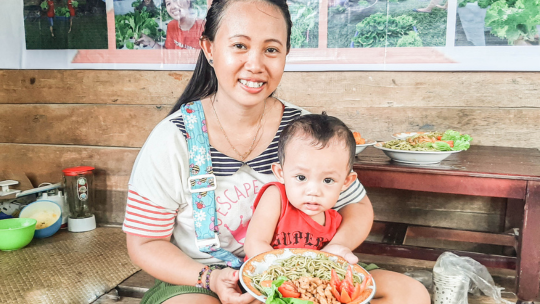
top-left (127, 234), bottom-right (255, 304)
top-left (127, 234), bottom-right (204, 285)
top-left (322, 195), bottom-right (374, 263)
top-left (244, 186), bottom-right (281, 258)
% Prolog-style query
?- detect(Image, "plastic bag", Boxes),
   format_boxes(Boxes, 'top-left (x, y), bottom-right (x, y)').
top-left (433, 252), bottom-right (512, 304)
top-left (404, 270), bottom-right (433, 290)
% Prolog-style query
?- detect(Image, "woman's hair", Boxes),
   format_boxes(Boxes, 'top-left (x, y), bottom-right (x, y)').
top-left (168, 0), bottom-right (292, 115)
top-left (277, 112), bottom-right (357, 172)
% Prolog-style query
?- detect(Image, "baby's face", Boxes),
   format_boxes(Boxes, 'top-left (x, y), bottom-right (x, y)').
top-left (273, 136), bottom-right (355, 217)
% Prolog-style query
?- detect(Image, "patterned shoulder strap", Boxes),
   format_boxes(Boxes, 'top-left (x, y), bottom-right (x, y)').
top-left (181, 101), bottom-right (243, 269)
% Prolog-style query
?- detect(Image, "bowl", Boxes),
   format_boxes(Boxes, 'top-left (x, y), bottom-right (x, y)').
top-left (240, 248), bottom-right (376, 304)
top-left (374, 142), bottom-right (461, 164)
top-left (391, 132), bottom-right (426, 140)
top-left (0, 218), bottom-right (37, 251)
top-left (355, 139), bottom-right (377, 155)
top-left (19, 200), bottom-right (62, 239)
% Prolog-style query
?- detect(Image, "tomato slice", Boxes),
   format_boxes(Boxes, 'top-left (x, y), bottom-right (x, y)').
top-left (443, 140), bottom-right (454, 147)
top-left (340, 288), bottom-right (352, 303)
top-left (343, 266), bottom-right (355, 295)
top-left (330, 269), bottom-right (342, 292)
top-left (278, 281), bottom-right (301, 298)
top-left (350, 282), bottom-right (362, 301)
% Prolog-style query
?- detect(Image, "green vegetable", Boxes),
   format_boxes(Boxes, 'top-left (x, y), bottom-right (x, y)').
top-left (441, 130), bottom-right (473, 151)
top-left (397, 31), bottom-right (423, 47)
top-left (484, 0), bottom-right (540, 44)
top-left (353, 13), bottom-right (416, 48)
top-left (265, 277), bottom-right (312, 304)
top-left (55, 7), bottom-right (71, 17)
top-left (115, 9), bottom-right (159, 49)
top-left (289, 1), bottom-right (318, 48)
top-left (41, 1), bottom-right (48, 10)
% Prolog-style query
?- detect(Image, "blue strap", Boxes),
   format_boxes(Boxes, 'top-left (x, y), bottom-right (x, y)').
top-left (181, 101), bottom-right (243, 269)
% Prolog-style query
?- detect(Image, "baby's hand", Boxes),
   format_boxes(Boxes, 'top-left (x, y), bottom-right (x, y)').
top-left (321, 244), bottom-right (359, 264)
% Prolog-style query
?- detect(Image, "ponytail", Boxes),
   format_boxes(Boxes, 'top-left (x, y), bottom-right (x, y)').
top-left (169, 51), bottom-right (218, 115)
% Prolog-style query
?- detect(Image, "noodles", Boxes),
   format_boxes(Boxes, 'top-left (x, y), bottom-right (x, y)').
top-left (384, 131), bottom-right (444, 151)
top-left (247, 254), bottom-right (364, 294)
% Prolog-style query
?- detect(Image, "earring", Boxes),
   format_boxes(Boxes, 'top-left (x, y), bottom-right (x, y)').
top-left (208, 59), bottom-right (214, 66)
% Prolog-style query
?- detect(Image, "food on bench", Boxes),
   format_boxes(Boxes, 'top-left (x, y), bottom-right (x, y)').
top-left (353, 132), bottom-right (366, 145)
top-left (247, 254), bottom-right (373, 304)
top-left (383, 130), bottom-right (472, 152)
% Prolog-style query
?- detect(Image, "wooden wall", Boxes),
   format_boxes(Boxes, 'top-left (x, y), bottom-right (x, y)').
top-left (1, 70), bottom-right (538, 237)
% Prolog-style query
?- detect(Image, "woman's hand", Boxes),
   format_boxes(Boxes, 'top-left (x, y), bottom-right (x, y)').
top-left (321, 244), bottom-right (359, 264)
top-left (136, 33), bottom-right (159, 48)
top-left (209, 268), bottom-right (255, 304)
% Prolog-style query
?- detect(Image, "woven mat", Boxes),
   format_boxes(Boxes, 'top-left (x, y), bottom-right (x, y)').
top-left (0, 227), bottom-right (140, 304)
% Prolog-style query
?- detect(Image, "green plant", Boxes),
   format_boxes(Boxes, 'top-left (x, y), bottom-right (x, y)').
top-left (397, 31), bottom-right (423, 47)
top-left (329, 5), bottom-right (347, 13)
top-left (40, 1), bottom-right (48, 10)
top-left (352, 13), bottom-right (416, 48)
top-left (485, 0), bottom-right (540, 44)
top-left (115, 9), bottom-right (159, 49)
top-left (289, 1), bottom-right (318, 48)
top-left (55, 7), bottom-right (71, 17)
top-left (357, 0), bottom-right (369, 6)
top-left (132, 0), bottom-right (142, 7)
top-left (72, 1), bottom-right (79, 8)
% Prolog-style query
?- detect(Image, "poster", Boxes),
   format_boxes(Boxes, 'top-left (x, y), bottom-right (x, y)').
top-left (1, 0), bottom-right (540, 70)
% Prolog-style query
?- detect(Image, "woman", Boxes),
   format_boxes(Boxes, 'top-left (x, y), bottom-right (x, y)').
top-left (125, 0), bottom-right (431, 303)
top-left (137, 0), bottom-right (204, 49)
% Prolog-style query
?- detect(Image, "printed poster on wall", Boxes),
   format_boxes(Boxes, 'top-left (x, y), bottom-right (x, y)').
top-left (2, 0), bottom-right (540, 70)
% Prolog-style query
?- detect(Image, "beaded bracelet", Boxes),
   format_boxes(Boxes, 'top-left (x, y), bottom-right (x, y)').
top-left (195, 266), bottom-right (209, 288)
top-left (204, 265), bottom-right (227, 290)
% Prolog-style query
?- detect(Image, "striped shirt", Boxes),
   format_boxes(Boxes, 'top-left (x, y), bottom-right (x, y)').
top-left (123, 100), bottom-right (366, 263)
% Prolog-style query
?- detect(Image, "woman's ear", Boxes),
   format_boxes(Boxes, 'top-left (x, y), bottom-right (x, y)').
top-left (199, 38), bottom-right (213, 63)
top-left (271, 163), bottom-right (285, 184)
top-left (341, 171), bottom-right (358, 191)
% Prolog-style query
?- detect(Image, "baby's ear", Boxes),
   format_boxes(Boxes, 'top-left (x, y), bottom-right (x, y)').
top-left (341, 171), bottom-right (358, 191)
top-left (271, 163), bottom-right (285, 184)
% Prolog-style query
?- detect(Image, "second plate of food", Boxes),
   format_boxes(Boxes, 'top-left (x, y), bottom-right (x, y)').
top-left (240, 248), bottom-right (376, 304)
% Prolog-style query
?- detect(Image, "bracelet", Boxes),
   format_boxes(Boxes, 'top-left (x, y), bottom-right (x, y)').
top-left (204, 265), bottom-right (227, 290)
top-left (195, 266), bottom-right (209, 288)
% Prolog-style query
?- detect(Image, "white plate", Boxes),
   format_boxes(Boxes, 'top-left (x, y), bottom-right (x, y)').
top-left (374, 142), bottom-right (461, 164)
top-left (240, 248), bottom-right (376, 304)
top-left (355, 139), bottom-right (377, 155)
top-left (391, 132), bottom-right (426, 140)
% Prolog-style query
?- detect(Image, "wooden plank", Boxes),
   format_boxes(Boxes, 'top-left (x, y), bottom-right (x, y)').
top-left (318, 0), bottom-right (328, 49)
top-left (306, 106), bottom-right (540, 150)
top-left (516, 181), bottom-right (540, 301)
top-left (2, 103), bottom-right (540, 151)
top-left (357, 170), bottom-right (528, 199)
top-left (0, 104), bottom-right (169, 147)
top-left (505, 198), bottom-right (525, 231)
top-left (2, 71), bottom-right (540, 108)
top-left (0, 143), bottom-right (137, 190)
top-left (0, 70), bottom-right (189, 105)
top-left (405, 226), bottom-right (516, 247)
top-left (355, 242), bottom-right (517, 269)
top-left (367, 187), bottom-right (507, 214)
top-left (93, 290), bottom-right (141, 304)
top-left (117, 271), bottom-right (154, 298)
top-left (403, 237), bottom-right (506, 255)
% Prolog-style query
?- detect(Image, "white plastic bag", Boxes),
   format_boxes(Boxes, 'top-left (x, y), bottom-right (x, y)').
top-left (433, 252), bottom-right (512, 304)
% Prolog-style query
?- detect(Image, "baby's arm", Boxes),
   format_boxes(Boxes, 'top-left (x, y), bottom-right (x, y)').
top-left (244, 185), bottom-right (282, 258)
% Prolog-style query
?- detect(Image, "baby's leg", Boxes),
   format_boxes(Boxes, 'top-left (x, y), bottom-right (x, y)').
top-left (370, 269), bottom-right (430, 304)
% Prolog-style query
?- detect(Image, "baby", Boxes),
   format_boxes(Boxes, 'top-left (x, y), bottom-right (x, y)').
top-left (244, 113), bottom-right (358, 258)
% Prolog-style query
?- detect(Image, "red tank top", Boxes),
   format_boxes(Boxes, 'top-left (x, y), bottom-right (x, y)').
top-left (253, 182), bottom-right (342, 251)
top-left (47, 1), bottom-right (55, 17)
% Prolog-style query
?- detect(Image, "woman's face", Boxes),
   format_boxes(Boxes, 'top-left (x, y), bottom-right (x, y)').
top-left (165, 0), bottom-right (190, 20)
top-left (202, 1), bottom-right (288, 107)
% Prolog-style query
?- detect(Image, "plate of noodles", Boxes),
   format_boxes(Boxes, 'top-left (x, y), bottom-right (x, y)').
top-left (240, 248), bottom-right (376, 304)
top-left (374, 130), bottom-right (472, 164)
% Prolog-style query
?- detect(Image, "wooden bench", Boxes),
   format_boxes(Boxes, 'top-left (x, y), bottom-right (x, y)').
top-left (353, 145), bottom-right (540, 304)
